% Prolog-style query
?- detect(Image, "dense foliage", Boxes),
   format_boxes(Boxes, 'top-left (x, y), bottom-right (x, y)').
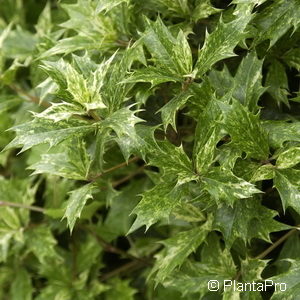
top-left (0, 0), bottom-right (300, 299)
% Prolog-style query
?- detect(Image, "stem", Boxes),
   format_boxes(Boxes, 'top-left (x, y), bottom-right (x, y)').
top-left (0, 201), bottom-right (45, 213)
top-left (255, 226), bottom-right (300, 260)
top-left (9, 84), bottom-right (50, 108)
top-left (112, 165), bottom-right (145, 188)
top-left (100, 260), bottom-right (144, 281)
top-left (234, 225), bottom-right (300, 281)
top-left (90, 156), bottom-right (140, 181)
top-left (88, 110), bottom-right (101, 122)
top-left (86, 226), bottom-right (152, 266)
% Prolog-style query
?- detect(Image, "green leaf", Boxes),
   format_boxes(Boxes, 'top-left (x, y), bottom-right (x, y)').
top-left (163, 233), bottom-right (236, 297)
top-left (232, 51), bottom-right (266, 112)
top-left (150, 0), bottom-right (190, 17)
top-left (63, 183), bottom-right (94, 232)
top-left (192, 0), bottom-right (221, 21)
top-left (270, 259), bottom-right (300, 300)
top-left (141, 17), bottom-right (192, 75)
top-left (96, 0), bottom-right (129, 14)
top-left (274, 169), bottom-right (300, 214)
top-left (219, 99), bottom-right (269, 160)
top-left (99, 179), bottom-right (145, 241)
top-left (29, 139), bottom-right (90, 180)
top-left (41, 54), bottom-right (115, 111)
top-left (193, 100), bottom-right (222, 174)
top-left (159, 89), bottom-right (193, 130)
top-left (250, 164), bottom-right (275, 182)
top-left (276, 146), bottom-right (300, 169)
top-left (0, 96), bottom-right (22, 114)
top-left (253, 0), bottom-right (300, 47)
top-left (214, 197), bottom-right (288, 247)
top-left (25, 226), bottom-right (59, 263)
top-left (196, 12), bottom-right (252, 76)
top-left (10, 269), bottom-right (32, 300)
top-left (34, 102), bottom-right (86, 122)
top-left (129, 181), bottom-right (188, 233)
top-left (38, 36), bottom-right (101, 60)
top-left (266, 60), bottom-right (289, 107)
top-left (262, 121), bottom-right (300, 149)
top-left (101, 107), bottom-right (144, 161)
top-left (202, 167), bottom-right (261, 206)
top-left (172, 202), bottom-right (205, 223)
top-left (105, 278), bottom-right (136, 300)
top-left (283, 48), bottom-right (300, 71)
top-left (150, 219), bottom-right (212, 283)
top-left (4, 118), bottom-right (96, 153)
top-left (149, 141), bottom-right (197, 185)
top-left (2, 27), bottom-right (37, 60)
top-left (124, 66), bottom-right (180, 87)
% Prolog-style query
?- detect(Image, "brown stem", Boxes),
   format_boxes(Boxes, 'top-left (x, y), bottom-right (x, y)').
top-left (90, 156), bottom-right (140, 181)
top-left (255, 226), bottom-right (300, 260)
top-left (0, 201), bottom-right (45, 213)
top-left (112, 165), bottom-right (145, 188)
top-left (9, 84), bottom-right (50, 108)
top-left (86, 227), bottom-right (151, 266)
top-left (234, 225), bottom-right (300, 281)
top-left (100, 260), bottom-right (144, 281)
top-left (88, 110), bottom-right (101, 122)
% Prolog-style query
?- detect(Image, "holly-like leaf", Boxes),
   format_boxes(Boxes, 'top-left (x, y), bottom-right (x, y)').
top-left (40, 53), bottom-right (115, 111)
top-left (150, 219), bottom-right (212, 283)
top-left (163, 233), bottom-right (236, 297)
top-left (124, 66), bottom-right (180, 87)
top-left (34, 102), bottom-right (86, 123)
top-left (193, 100), bottom-right (222, 174)
top-left (141, 17), bottom-right (192, 75)
top-left (192, 0), bottom-right (221, 21)
top-left (266, 60), bottom-right (289, 107)
top-left (10, 269), bottom-right (33, 300)
top-left (101, 107), bottom-right (144, 161)
top-left (202, 167), bottom-right (261, 206)
top-left (196, 11), bottom-right (252, 76)
top-left (129, 181), bottom-right (188, 233)
top-left (263, 121), bottom-right (300, 149)
top-left (159, 89), bottom-right (193, 130)
top-left (29, 138), bottom-right (90, 180)
top-left (4, 118), bottom-right (96, 153)
top-left (219, 99), bottom-right (269, 160)
top-left (0, 96), bottom-right (22, 114)
top-left (148, 140), bottom-right (197, 185)
top-left (63, 183), bottom-right (94, 232)
top-left (25, 226), bottom-right (59, 263)
top-left (283, 48), bottom-right (300, 71)
top-left (276, 146), bottom-right (300, 169)
top-left (214, 197), bottom-right (289, 247)
top-left (270, 259), bottom-right (300, 300)
top-left (250, 164), bottom-right (275, 182)
top-left (95, 0), bottom-right (130, 14)
top-left (232, 51), bottom-right (266, 112)
top-left (274, 169), bottom-right (300, 214)
top-left (253, 0), bottom-right (300, 48)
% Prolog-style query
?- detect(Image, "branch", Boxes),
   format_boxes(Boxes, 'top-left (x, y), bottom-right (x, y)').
top-left (112, 165), bottom-right (145, 188)
top-left (89, 156), bottom-right (141, 181)
top-left (88, 110), bottom-right (101, 122)
top-left (0, 201), bottom-right (45, 213)
top-left (9, 84), bottom-right (50, 108)
top-left (234, 225), bottom-right (300, 281)
top-left (255, 226), bottom-right (300, 260)
top-left (86, 226), bottom-right (152, 266)
top-left (100, 260), bottom-right (145, 281)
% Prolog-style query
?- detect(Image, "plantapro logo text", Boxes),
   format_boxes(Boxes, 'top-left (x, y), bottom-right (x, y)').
top-left (208, 279), bottom-right (287, 292)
